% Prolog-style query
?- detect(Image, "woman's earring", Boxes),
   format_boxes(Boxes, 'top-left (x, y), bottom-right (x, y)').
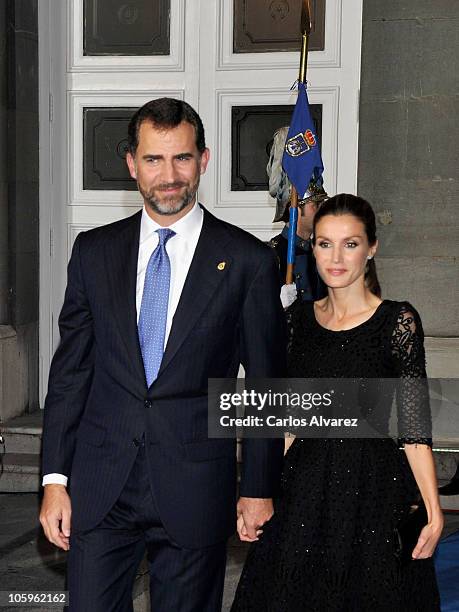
top-left (365, 255), bottom-right (372, 273)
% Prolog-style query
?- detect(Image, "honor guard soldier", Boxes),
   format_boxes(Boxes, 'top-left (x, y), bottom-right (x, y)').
top-left (267, 127), bottom-right (328, 306)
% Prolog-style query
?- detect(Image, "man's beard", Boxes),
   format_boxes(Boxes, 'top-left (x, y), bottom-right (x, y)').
top-left (138, 179), bottom-right (199, 216)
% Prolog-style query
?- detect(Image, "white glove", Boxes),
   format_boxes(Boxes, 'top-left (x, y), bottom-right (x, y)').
top-left (280, 283), bottom-right (297, 309)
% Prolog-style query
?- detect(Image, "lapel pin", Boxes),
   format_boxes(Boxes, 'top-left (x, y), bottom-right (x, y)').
top-left (217, 262), bottom-right (226, 271)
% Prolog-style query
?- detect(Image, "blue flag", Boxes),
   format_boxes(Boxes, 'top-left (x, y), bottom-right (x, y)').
top-left (282, 82), bottom-right (324, 198)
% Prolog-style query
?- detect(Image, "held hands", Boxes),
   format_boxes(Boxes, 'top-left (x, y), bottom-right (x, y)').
top-left (39, 484), bottom-right (72, 551)
top-left (412, 514), bottom-right (444, 560)
top-left (237, 497), bottom-right (274, 542)
top-left (280, 283), bottom-right (297, 309)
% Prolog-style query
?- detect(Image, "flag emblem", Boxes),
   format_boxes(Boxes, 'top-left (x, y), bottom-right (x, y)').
top-left (285, 128), bottom-right (317, 158)
top-left (305, 129), bottom-right (316, 147)
top-left (285, 133), bottom-right (310, 157)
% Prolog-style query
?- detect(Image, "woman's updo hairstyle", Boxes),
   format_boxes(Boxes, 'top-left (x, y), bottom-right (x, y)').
top-left (312, 193), bottom-right (381, 297)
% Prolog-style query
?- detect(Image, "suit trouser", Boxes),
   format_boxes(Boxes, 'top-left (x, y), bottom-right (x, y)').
top-left (67, 440), bottom-right (227, 612)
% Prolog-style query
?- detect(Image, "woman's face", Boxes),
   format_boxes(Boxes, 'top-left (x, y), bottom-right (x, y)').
top-left (313, 214), bottom-right (378, 290)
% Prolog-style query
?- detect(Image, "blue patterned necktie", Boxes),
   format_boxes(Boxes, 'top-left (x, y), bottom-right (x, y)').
top-left (138, 228), bottom-right (175, 387)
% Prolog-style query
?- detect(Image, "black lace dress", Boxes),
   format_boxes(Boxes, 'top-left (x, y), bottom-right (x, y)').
top-left (231, 300), bottom-right (440, 612)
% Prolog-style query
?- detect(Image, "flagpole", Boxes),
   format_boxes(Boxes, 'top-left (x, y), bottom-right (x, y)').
top-left (285, 0), bottom-right (311, 285)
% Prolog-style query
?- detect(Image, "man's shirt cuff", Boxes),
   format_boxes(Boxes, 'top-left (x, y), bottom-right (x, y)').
top-left (42, 473), bottom-right (68, 487)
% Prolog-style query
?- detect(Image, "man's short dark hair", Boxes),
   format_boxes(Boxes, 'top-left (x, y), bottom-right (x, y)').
top-left (128, 98), bottom-right (206, 155)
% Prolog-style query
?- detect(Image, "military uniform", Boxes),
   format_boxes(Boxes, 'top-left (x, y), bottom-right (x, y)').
top-left (269, 226), bottom-right (327, 302)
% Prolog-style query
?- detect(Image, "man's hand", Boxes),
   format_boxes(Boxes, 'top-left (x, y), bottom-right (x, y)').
top-left (237, 497), bottom-right (274, 542)
top-left (39, 484), bottom-right (72, 551)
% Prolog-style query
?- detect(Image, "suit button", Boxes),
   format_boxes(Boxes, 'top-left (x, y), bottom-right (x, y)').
top-left (144, 400), bottom-right (152, 409)
top-left (132, 437), bottom-right (141, 447)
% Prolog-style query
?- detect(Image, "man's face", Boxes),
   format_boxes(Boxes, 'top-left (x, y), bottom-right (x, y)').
top-left (126, 120), bottom-right (209, 220)
top-left (296, 201), bottom-right (318, 238)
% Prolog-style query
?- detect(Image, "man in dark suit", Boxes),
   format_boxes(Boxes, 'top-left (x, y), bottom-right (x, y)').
top-left (39, 98), bottom-right (286, 611)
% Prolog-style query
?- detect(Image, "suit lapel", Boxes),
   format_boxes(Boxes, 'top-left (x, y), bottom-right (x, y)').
top-left (156, 209), bottom-right (233, 379)
top-left (105, 211), bottom-right (146, 385)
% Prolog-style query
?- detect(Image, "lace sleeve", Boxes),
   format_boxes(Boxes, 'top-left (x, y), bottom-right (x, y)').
top-left (391, 303), bottom-right (432, 447)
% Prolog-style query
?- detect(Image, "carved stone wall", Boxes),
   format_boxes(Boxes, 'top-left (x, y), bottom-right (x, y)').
top-left (358, 1), bottom-right (458, 336)
top-left (0, 1), bottom-right (8, 324)
top-left (0, 0), bottom-right (39, 420)
top-left (9, 0), bottom-right (39, 330)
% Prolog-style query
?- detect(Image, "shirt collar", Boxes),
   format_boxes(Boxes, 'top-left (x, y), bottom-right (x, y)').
top-left (140, 200), bottom-right (203, 244)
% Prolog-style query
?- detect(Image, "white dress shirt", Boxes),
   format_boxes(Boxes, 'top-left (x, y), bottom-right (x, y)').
top-left (43, 202), bottom-right (204, 487)
top-left (136, 201), bottom-right (203, 340)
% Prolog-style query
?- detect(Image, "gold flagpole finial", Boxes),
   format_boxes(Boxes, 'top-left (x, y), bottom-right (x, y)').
top-left (300, 0), bottom-right (312, 35)
top-left (299, 0), bottom-right (312, 84)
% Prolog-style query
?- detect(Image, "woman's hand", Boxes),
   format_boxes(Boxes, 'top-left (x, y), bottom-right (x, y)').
top-left (412, 514), bottom-right (444, 559)
top-left (403, 444), bottom-right (444, 560)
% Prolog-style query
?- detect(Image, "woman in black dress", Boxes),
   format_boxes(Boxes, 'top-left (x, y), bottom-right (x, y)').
top-left (232, 194), bottom-right (443, 611)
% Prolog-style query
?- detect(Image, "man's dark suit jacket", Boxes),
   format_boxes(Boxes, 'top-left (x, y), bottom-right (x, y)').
top-left (42, 206), bottom-right (286, 549)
